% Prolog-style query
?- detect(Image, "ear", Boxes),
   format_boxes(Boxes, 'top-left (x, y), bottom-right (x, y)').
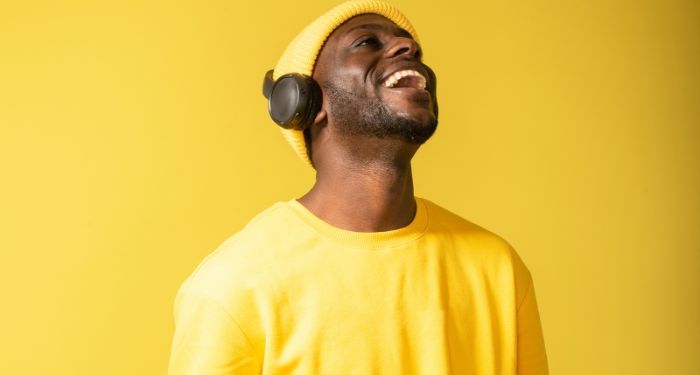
top-left (310, 70), bottom-right (328, 128)
top-left (312, 107), bottom-right (327, 127)
top-left (311, 83), bottom-right (328, 128)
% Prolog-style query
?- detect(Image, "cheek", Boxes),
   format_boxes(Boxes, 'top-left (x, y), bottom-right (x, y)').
top-left (330, 56), bottom-right (378, 94)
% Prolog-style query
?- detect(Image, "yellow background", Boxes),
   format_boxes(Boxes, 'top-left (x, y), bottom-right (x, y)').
top-left (1, 0), bottom-right (698, 373)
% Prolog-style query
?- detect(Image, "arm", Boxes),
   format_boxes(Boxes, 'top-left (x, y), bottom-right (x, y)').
top-left (516, 276), bottom-right (549, 375)
top-left (167, 287), bottom-right (261, 375)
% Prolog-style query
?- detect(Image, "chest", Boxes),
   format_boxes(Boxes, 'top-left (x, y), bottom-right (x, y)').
top-left (258, 245), bottom-right (517, 374)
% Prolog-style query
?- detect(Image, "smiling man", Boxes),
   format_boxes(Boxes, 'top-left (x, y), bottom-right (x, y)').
top-left (167, 1), bottom-right (549, 374)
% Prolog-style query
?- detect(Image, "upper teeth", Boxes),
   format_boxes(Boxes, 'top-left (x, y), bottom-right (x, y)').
top-left (384, 69), bottom-right (426, 89)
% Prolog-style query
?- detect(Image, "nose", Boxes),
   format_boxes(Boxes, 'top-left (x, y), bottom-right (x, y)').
top-left (384, 36), bottom-right (422, 60)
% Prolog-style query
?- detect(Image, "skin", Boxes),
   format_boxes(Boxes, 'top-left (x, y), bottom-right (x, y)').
top-left (297, 14), bottom-right (438, 232)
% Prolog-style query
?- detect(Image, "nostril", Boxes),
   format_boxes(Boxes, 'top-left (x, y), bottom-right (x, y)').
top-left (395, 46), bottom-right (411, 56)
top-left (415, 49), bottom-right (423, 60)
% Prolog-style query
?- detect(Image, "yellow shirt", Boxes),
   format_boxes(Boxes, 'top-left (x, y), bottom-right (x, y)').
top-left (167, 197), bottom-right (549, 374)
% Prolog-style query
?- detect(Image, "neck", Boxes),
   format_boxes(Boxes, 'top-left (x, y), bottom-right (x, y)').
top-left (297, 151), bottom-right (417, 232)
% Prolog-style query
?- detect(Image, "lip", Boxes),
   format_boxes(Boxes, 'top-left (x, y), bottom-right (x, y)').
top-left (378, 62), bottom-right (432, 92)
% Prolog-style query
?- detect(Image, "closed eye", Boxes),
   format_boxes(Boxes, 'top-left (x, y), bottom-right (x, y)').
top-left (356, 36), bottom-right (381, 48)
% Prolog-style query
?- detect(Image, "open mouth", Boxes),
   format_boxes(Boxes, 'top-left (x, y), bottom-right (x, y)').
top-left (382, 69), bottom-right (427, 90)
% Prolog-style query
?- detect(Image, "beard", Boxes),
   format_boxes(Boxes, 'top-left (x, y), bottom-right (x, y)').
top-left (322, 80), bottom-right (438, 145)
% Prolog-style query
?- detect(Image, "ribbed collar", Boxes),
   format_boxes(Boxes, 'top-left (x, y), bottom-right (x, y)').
top-left (284, 197), bottom-right (430, 249)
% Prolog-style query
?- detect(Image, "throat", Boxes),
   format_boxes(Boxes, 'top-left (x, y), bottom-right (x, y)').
top-left (298, 164), bottom-right (416, 232)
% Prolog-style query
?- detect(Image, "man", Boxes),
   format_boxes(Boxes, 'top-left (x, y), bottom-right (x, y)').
top-left (167, 1), bottom-right (549, 374)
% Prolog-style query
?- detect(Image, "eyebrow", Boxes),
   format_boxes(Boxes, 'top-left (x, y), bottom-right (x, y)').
top-left (345, 23), bottom-right (414, 39)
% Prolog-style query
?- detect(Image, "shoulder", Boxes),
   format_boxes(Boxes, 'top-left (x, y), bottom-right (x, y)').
top-left (419, 197), bottom-right (532, 279)
top-left (420, 197), bottom-right (513, 249)
top-left (178, 200), bottom-right (297, 298)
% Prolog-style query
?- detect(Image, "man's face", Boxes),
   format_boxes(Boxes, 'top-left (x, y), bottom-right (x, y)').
top-left (313, 14), bottom-right (438, 144)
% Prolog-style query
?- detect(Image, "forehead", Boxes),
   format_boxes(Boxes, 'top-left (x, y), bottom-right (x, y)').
top-left (326, 13), bottom-right (413, 44)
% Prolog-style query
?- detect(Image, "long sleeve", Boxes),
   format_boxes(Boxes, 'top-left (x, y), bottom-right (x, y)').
top-left (516, 276), bottom-right (549, 375)
top-left (167, 286), bottom-right (261, 375)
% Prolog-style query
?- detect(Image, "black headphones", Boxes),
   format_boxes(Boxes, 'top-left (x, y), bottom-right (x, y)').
top-left (262, 69), bottom-right (322, 131)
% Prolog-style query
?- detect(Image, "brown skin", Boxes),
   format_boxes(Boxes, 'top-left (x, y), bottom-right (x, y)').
top-left (297, 14), bottom-right (438, 232)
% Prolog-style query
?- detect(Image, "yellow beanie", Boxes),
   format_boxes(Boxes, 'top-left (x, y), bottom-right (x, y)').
top-left (270, 0), bottom-right (419, 168)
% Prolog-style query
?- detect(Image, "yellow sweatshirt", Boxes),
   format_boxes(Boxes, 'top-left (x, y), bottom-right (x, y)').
top-left (167, 197), bottom-right (549, 374)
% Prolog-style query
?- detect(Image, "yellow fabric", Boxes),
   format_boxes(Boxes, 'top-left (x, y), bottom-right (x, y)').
top-left (270, 0), bottom-right (420, 168)
top-left (167, 197), bottom-right (549, 374)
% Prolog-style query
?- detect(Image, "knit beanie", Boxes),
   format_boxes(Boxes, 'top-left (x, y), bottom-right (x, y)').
top-left (270, 0), bottom-right (420, 168)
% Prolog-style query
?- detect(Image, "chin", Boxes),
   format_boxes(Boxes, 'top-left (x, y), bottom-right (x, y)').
top-left (392, 113), bottom-right (438, 145)
top-left (386, 96), bottom-right (436, 121)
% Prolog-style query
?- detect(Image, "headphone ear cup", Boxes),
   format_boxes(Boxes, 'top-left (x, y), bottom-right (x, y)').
top-left (267, 73), bottom-right (322, 131)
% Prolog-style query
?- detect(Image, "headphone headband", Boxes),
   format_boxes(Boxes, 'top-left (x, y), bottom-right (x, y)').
top-left (262, 70), bottom-right (274, 99)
